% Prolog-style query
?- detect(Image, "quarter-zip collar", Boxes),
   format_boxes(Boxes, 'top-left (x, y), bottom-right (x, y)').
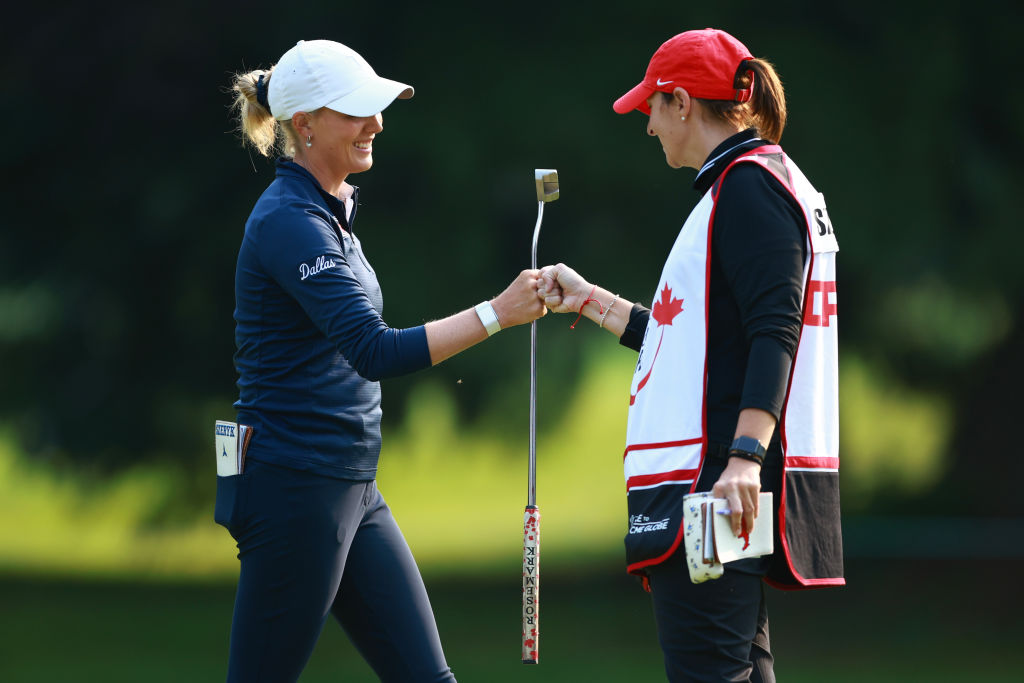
top-left (692, 128), bottom-right (764, 195)
top-left (274, 157), bottom-right (360, 232)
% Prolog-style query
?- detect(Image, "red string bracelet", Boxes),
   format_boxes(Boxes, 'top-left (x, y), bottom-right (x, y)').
top-left (570, 285), bottom-right (603, 329)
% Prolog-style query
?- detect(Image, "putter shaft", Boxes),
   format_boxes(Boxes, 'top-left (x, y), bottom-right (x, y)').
top-left (528, 200), bottom-right (543, 508)
top-left (528, 169), bottom-right (557, 508)
top-left (524, 169), bottom-right (557, 665)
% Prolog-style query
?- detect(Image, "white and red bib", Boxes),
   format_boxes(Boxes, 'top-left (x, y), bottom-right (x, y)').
top-left (623, 146), bottom-right (844, 588)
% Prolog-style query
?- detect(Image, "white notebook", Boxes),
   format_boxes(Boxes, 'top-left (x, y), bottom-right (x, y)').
top-left (683, 492), bottom-right (773, 583)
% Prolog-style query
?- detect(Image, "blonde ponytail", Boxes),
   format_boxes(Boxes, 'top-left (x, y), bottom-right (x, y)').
top-left (230, 68), bottom-right (299, 157)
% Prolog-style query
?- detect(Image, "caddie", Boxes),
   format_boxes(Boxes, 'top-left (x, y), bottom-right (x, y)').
top-left (539, 28), bottom-right (844, 682)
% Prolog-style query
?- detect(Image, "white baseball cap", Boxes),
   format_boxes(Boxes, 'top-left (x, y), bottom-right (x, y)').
top-left (268, 39), bottom-right (414, 120)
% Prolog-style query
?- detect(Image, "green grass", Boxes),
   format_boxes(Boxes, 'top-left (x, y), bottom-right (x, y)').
top-left (1, 559), bottom-right (1018, 682)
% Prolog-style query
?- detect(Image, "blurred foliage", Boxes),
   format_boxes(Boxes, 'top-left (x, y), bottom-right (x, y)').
top-left (1, 0), bottom-right (1022, 514)
top-left (839, 354), bottom-right (952, 508)
top-left (0, 427), bottom-right (228, 576)
top-left (0, 350), bottom-right (642, 577)
top-left (0, 346), bottom-right (955, 576)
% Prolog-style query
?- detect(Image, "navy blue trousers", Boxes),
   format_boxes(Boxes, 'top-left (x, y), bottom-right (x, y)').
top-left (215, 458), bottom-right (456, 683)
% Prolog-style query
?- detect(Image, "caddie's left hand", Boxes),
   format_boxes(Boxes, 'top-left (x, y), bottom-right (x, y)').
top-left (712, 459), bottom-right (761, 538)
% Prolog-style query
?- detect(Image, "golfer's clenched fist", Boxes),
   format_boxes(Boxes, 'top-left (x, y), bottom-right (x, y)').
top-left (491, 269), bottom-right (549, 327)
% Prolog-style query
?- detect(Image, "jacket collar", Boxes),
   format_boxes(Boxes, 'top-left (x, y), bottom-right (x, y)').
top-left (275, 158), bottom-right (360, 230)
top-left (692, 129), bottom-right (764, 195)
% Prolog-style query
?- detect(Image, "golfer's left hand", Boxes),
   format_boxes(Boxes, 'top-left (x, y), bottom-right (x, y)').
top-left (712, 459), bottom-right (761, 538)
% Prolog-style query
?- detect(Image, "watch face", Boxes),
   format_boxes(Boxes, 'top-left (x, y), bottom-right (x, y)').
top-left (731, 436), bottom-right (765, 456)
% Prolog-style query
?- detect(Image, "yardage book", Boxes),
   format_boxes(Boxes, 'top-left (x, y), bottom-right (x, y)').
top-left (682, 492), bottom-right (773, 584)
top-left (214, 420), bottom-right (253, 477)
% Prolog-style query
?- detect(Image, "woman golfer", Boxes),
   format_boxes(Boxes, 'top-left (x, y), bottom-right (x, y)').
top-left (540, 28), bottom-right (844, 682)
top-left (219, 39), bottom-right (546, 682)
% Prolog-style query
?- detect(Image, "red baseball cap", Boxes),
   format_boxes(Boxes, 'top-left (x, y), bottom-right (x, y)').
top-left (613, 29), bottom-right (754, 115)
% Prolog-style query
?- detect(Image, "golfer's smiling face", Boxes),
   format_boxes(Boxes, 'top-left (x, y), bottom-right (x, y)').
top-left (313, 109), bottom-right (384, 180)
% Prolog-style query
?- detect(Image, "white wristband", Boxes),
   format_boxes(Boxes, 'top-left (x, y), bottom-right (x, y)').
top-left (475, 301), bottom-right (501, 336)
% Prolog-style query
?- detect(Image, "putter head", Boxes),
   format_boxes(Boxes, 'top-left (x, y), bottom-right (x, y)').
top-left (535, 169), bottom-right (559, 203)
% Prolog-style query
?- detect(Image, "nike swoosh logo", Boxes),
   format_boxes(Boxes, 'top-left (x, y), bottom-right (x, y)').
top-left (656, 78), bottom-right (673, 86)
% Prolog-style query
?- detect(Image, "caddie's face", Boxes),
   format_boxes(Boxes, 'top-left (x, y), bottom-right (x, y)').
top-left (311, 108), bottom-right (384, 179)
top-left (646, 92), bottom-right (687, 169)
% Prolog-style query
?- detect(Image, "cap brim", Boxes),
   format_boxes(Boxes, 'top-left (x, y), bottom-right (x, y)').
top-left (613, 81), bottom-right (655, 115)
top-left (325, 76), bottom-right (414, 117)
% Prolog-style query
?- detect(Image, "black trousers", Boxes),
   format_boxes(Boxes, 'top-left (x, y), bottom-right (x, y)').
top-left (215, 458), bottom-right (456, 683)
top-left (646, 553), bottom-right (774, 682)
top-left (644, 452), bottom-right (781, 683)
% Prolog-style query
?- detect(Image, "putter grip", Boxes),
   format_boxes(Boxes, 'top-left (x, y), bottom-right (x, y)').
top-left (521, 505), bottom-right (540, 664)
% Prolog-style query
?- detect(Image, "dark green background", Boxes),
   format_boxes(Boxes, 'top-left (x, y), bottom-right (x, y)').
top-left (2, 0), bottom-right (1023, 679)
top-left (2, 559), bottom-right (1019, 681)
top-left (5, 0), bottom-right (1023, 505)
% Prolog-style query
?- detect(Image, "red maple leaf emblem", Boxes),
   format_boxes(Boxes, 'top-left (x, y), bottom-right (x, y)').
top-left (630, 282), bottom-right (684, 405)
top-left (652, 283), bottom-right (684, 326)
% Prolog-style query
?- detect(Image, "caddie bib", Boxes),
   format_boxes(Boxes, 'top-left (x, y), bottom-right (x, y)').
top-left (622, 146), bottom-right (844, 588)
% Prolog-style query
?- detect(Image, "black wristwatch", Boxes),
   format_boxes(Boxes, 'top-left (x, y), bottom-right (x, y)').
top-left (728, 436), bottom-right (766, 466)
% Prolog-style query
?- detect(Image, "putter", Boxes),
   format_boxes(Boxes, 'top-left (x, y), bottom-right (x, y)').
top-left (523, 169), bottom-right (558, 665)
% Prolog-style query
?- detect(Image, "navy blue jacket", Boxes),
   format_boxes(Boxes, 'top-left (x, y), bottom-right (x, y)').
top-left (234, 160), bottom-right (431, 479)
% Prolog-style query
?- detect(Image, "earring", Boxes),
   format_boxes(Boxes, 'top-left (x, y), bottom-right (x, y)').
top-left (680, 116), bottom-right (686, 121)
top-left (305, 135), bottom-right (312, 148)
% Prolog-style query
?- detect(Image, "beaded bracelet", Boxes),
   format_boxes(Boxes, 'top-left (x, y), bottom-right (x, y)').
top-left (599, 294), bottom-right (619, 328)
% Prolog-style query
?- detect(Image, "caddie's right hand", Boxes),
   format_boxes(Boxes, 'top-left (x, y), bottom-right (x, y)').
top-left (538, 263), bottom-right (591, 314)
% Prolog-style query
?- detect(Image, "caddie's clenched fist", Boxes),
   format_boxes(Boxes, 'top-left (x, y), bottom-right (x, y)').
top-left (538, 263), bottom-right (591, 314)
